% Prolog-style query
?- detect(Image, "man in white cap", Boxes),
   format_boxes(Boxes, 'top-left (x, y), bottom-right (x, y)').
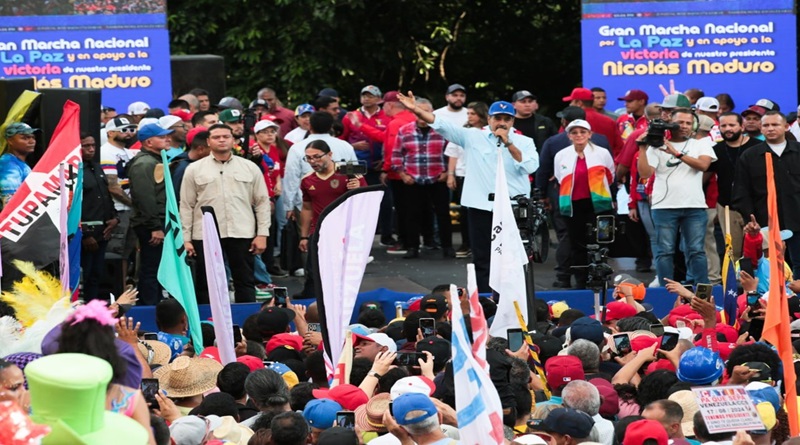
top-left (354, 333), bottom-right (397, 361)
top-left (127, 101), bottom-right (150, 124)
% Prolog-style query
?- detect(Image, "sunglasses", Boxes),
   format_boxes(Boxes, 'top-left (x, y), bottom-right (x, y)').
top-left (116, 127), bottom-right (137, 134)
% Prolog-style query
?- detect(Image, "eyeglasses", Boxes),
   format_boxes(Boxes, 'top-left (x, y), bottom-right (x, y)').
top-left (304, 153), bottom-right (329, 162)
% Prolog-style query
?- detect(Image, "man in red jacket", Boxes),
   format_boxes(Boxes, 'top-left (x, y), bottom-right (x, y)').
top-left (564, 87), bottom-right (623, 157)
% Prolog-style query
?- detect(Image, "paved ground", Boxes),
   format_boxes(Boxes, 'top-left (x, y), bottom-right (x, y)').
top-left (272, 231), bottom-right (658, 296)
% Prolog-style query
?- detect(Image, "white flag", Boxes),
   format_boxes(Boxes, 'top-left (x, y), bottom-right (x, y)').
top-left (488, 151), bottom-right (529, 338)
top-left (202, 210), bottom-right (236, 365)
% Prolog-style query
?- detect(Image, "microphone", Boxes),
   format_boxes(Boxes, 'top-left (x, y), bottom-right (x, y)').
top-left (497, 137), bottom-right (501, 148)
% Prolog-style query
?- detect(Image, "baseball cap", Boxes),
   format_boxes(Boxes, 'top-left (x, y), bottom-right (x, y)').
top-left (605, 301), bottom-right (637, 321)
top-left (660, 93), bottom-right (691, 109)
top-left (254, 119), bottom-right (279, 133)
top-left (186, 126), bottom-right (207, 146)
top-left (569, 317), bottom-right (604, 345)
top-left (256, 307), bottom-right (296, 336)
top-left (127, 101), bottom-right (150, 115)
top-left (264, 332), bottom-right (304, 355)
top-left (624, 419), bottom-right (669, 445)
top-left (295, 104), bottom-right (315, 116)
top-left (488, 101), bottom-right (515, 116)
top-left (565, 119), bottom-right (591, 132)
top-left (556, 106), bottom-right (586, 121)
top-left (698, 115), bottom-right (715, 132)
top-left (354, 333), bottom-right (397, 353)
top-left (695, 97), bottom-right (720, 112)
top-left (144, 108), bottom-right (166, 119)
top-left (421, 294), bottom-right (448, 318)
top-left (312, 384), bottom-right (369, 411)
top-left (382, 91), bottom-right (400, 103)
top-left (544, 355), bottom-right (584, 391)
top-left (105, 117), bottom-right (136, 131)
top-left (446, 83), bottom-right (466, 94)
top-left (742, 105), bottom-right (767, 117)
top-left (392, 393), bottom-right (438, 426)
top-left (589, 378), bottom-right (619, 417)
top-left (250, 98), bottom-right (270, 109)
top-left (389, 376), bottom-right (436, 400)
top-left (158, 115), bottom-right (183, 130)
top-left (318, 88), bottom-right (339, 98)
top-left (218, 108), bottom-right (243, 123)
top-left (170, 415), bottom-right (223, 445)
top-left (216, 97), bottom-right (244, 111)
top-left (562, 87), bottom-right (594, 102)
top-left (317, 427), bottom-right (359, 445)
top-left (540, 408), bottom-right (594, 438)
top-left (5, 122), bottom-right (39, 138)
top-left (751, 98), bottom-right (779, 111)
top-left (415, 336), bottom-right (451, 369)
top-left (137, 123), bottom-right (173, 142)
top-left (171, 109), bottom-right (194, 122)
top-left (618, 89), bottom-right (649, 102)
top-left (550, 301), bottom-right (570, 319)
top-left (361, 85), bottom-right (382, 97)
top-left (512, 90), bottom-right (537, 102)
top-left (746, 382), bottom-right (781, 413)
top-left (235, 355), bottom-right (263, 372)
top-left (138, 117), bottom-right (159, 129)
top-left (303, 398), bottom-right (343, 429)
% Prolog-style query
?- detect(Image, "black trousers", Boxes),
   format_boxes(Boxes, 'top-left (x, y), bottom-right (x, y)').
top-left (453, 176), bottom-right (470, 248)
top-left (564, 199), bottom-right (611, 288)
top-left (467, 207), bottom-right (493, 293)
top-left (402, 182), bottom-right (452, 250)
top-left (134, 226), bottom-right (164, 306)
top-left (547, 181), bottom-right (572, 283)
top-left (192, 238), bottom-right (256, 304)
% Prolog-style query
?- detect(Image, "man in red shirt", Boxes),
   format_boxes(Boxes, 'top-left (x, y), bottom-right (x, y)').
top-left (299, 140), bottom-right (367, 252)
top-left (616, 89), bottom-right (649, 142)
top-left (256, 87), bottom-right (298, 137)
top-left (564, 87), bottom-right (623, 157)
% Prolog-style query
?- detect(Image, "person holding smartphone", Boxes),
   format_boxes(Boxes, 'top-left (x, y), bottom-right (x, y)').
top-left (553, 119), bottom-right (615, 289)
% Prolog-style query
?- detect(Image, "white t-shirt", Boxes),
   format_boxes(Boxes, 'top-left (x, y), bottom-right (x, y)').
top-left (284, 126), bottom-right (308, 144)
top-left (100, 142), bottom-right (139, 211)
top-left (435, 107), bottom-right (469, 176)
top-left (768, 141), bottom-right (787, 157)
top-left (646, 138), bottom-right (716, 209)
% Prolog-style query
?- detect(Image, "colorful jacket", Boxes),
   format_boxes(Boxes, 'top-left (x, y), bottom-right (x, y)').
top-left (553, 143), bottom-right (614, 217)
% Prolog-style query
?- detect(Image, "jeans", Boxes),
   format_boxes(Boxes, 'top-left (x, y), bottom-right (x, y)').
top-left (705, 208), bottom-right (721, 283)
top-left (81, 238), bottom-right (108, 301)
top-left (637, 200), bottom-right (659, 264)
top-left (652, 208), bottom-right (708, 286)
top-left (134, 226), bottom-right (164, 306)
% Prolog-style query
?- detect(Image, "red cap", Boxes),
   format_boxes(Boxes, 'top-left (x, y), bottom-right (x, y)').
top-left (562, 87), bottom-right (594, 102)
top-left (646, 358), bottom-right (676, 374)
top-left (618, 89), bottom-right (649, 102)
top-left (265, 333), bottom-right (304, 354)
top-left (605, 301), bottom-right (637, 321)
top-left (199, 346), bottom-right (221, 363)
top-left (382, 91), bottom-right (399, 103)
top-left (186, 126), bottom-right (207, 146)
top-left (742, 105), bottom-right (766, 117)
top-left (312, 384), bottom-right (369, 411)
top-left (623, 419), bottom-right (669, 445)
top-left (171, 108), bottom-right (194, 122)
top-left (236, 355), bottom-right (263, 372)
top-left (544, 355), bottom-right (585, 391)
top-left (631, 335), bottom-right (659, 352)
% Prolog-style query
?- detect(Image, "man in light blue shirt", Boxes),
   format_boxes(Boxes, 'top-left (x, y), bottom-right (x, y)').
top-left (398, 92), bottom-right (538, 292)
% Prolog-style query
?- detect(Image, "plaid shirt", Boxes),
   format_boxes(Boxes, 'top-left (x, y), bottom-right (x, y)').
top-left (391, 121), bottom-right (448, 184)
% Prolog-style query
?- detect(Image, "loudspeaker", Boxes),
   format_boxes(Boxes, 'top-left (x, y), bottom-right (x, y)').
top-left (170, 55), bottom-right (226, 105)
top-left (34, 88), bottom-right (101, 165)
top-left (0, 77), bottom-right (36, 122)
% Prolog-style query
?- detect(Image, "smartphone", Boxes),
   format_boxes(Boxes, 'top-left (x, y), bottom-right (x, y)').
top-left (263, 360), bottom-right (275, 367)
top-left (650, 323), bottom-right (665, 337)
top-left (660, 332), bottom-right (679, 351)
top-left (419, 318), bottom-right (436, 338)
top-left (141, 378), bottom-right (159, 408)
top-left (143, 332), bottom-right (158, 341)
top-left (507, 328), bottom-right (525, 352)
top-left (596, 215), bottom-right (615, 244)
top-left (739, 259), bottom-right (755, 278)
top-left (696, 283), bottom-right (713, 301)
top-left (742, 361), bottom-right (771, 382)
top-left (273, 287), bottom-right (288, 307)
top-left (307, 322), bottom-right (321, 333)
top-left (336, 411), bottom-right (356, 430)
top-left (747, 292), bottom-right (761, 313)
top-left (388, 402), bottom-right (393, 417)
top-left (613, 333), bottom-right (632, 356)
top-left (680, 285), bottom-right (694, 304)
top-left (232, 324), bottom-right (242, 344)
top-left (395, 352), bottom-right (425, 367)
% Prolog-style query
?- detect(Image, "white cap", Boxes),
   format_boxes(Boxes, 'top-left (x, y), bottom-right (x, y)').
top-left (105, 117), bottom-right (135, 131)
top-left (253, 119), bottom-right (279, 134)
top-left (698, 115), bottom-right (715, 132)
top-left (389, 376), bottom-right (435, 400)
top-left (696, 97), bottom-right (720, 112)
top-left (366, 333), bottom-right (397, 353)
top-left (515, 435), bottom-right (549, 445)
top-left (138, 117), bottom-right (159, 129)
top-left (127, 101), bottom-right (150, 115)
top-left (565, 119), bottom-right (591, 132)
top-left (158, 115), bottom-right (182, 130)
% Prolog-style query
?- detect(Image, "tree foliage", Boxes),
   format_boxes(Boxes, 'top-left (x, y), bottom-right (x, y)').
top-left (167, 0), bottom-right (582, 113)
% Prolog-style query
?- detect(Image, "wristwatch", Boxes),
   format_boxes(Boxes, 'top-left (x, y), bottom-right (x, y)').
top-left (675, 152), bottom-right (685, 159)
top-left (300, 236), bottom-right (309, 240)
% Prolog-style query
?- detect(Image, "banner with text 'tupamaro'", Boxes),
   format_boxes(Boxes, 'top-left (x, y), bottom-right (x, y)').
top-left (0, 2), bottom-right (171, 110)
top-left (581, 0), bottom-right (797, 112)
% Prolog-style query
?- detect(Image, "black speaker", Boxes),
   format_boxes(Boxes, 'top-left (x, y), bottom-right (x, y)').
top-left (33, 88), bottom-right (101, 165)
top-left (170, 55), bottom-right (226, 104)
top-left (0, 77), bottom-right (36, 122)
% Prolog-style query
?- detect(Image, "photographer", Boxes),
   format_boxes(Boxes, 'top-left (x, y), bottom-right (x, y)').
top-left (636, 108), bottom-right (717, 286)
top-left (553, 120), bottom-right (615, 289)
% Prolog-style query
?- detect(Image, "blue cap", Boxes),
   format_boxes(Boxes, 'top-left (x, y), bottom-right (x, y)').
top-left (5, 122), bottom-right (39, 137)
top-left (295, 104), bottom-right (316, 116)
top-left (393, 393), bottom-right (437, 426)
top-left (137, 123), bottom-right (173, 142)
top-left (303, 398), bottom-right (343, 429)
top-left (348, 324), bottom-right (371, 336)
top-left (541, 408), bottom-right (595, 438)
top-left (569, 316), bottom-right (604, 345)
top-left (488, 101), bottom-right (515, 116)
top-left (746, 382), bottom-right (781, 413)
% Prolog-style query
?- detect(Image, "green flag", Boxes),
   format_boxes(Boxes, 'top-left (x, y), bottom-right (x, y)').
top-left (157, 150), bottom-right (202, 354)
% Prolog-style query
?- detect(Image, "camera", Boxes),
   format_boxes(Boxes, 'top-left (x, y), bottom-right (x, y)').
top-left (335, 160), bottom-right (368, 177)
top-left (586, 244), bottom-right (613, 290)
top-left (511, 191), bottom-right (549, 263)
top-left (644, 119), bottom-right (680, 147)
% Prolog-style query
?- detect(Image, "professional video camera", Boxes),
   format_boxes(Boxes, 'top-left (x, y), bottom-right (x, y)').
top-left (511, 190), bottom-right (549, 263)
top-left (586, 244), bottom-right (613, 289)
top-left (335, 160), bottom-right (368, 178)
top-left (644, 119), bottom-right (680, 147)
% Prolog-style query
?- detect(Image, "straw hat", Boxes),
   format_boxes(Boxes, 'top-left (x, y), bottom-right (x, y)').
top-left (137, 340), bottom-right (172, 367)
top-left (668, 390), bottom-right (699, 438)
top-left (212, 416), bottom-right (254, 445)
top-left (153, 356), bottom-right (223, 398)
top-left (355, 392), bottom-right (391, 433)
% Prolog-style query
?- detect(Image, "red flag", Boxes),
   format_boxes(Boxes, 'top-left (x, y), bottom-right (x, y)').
top-left (0, 101), bottom-right (81, 272)
top-left (762, 153), bottom-right (799, 436)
